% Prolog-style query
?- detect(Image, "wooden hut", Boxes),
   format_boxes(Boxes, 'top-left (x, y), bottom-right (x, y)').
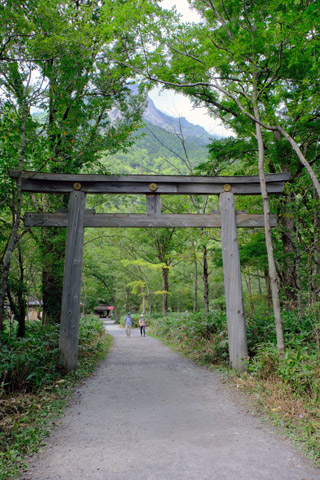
top-left (94, 305), bottom-right (114, 318)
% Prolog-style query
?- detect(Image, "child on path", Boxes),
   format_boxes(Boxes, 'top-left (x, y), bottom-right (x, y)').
top-left (139, 314), bottom-right (146, 337)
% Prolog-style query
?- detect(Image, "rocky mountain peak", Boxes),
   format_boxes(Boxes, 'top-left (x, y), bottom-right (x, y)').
top-left (144, 96), bottom-right (212, 144)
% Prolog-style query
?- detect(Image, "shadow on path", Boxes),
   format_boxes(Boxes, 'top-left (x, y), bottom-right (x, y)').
top-left (22, 322), bottom-right (319, 480)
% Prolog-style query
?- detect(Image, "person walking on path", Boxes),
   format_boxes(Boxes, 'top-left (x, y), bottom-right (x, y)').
top-left (124, 312), bottom-right (132, 337)
top-left (139, 314), bottom-right (146, 336)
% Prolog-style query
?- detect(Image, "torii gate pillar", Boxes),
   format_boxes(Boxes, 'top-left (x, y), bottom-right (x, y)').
top-left (220, 192), bottom-right (248, 371)
top-left (59, 189), bottom-right (86, 371)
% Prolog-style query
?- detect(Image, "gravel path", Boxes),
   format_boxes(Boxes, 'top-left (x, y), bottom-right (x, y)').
top-left (22, 322), bottom-right (319, 480)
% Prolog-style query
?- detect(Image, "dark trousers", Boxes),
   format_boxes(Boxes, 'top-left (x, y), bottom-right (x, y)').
top-left (140, 325), bottom-right (145, 336)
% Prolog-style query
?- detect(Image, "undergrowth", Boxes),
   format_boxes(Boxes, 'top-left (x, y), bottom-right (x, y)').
top-left (0, 317), bottom-right (112, 480)
top-left (150, 311), bottom-right (230, 366)
top-left (149, 309), bottom-right (320, 463)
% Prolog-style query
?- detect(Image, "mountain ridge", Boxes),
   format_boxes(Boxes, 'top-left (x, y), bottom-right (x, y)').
top-left (143, 96), bottom-right (217, 144)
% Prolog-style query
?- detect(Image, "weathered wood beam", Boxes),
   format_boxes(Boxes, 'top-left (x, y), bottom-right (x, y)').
top-left (59, 190), bottom-right (86, 372)
top-left (9, 170), bottom-right (290, 195)
top-left (220, 192), bottom-right (248, 372)
top-left (146, 194), bottom-right (162, 215)
top-left (24, 212), bottom-right (277, 228)
top-left (9, 170), bottom-right (291, 183)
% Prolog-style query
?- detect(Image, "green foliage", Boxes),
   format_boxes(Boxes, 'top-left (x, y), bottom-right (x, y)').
top-left (0, 317), bottom-right (108, 394)
top-left (0, 317), bottom-right (111, 480)
top-left (246, 310), bottom-right (317, 354)
top-left (151, 310), bottom-right (320, 401)
top-left (0, 323), bottom-right (60, 393)
top-left (246, 310), bottom-right (320, 400)
top-left (195, 137), bottom-right (258, 176)
top-left (277, 349), bottom-right (318, 398)
top-left (150, 311), bottom-right (229, 365)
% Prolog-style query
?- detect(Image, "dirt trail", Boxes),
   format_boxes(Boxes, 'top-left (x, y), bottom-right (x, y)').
top-left (22, 322), bottom-right (319, 480)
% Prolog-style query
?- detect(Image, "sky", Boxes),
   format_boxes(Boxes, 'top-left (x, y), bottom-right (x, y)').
top-left (148, 1), bottom-right (231, 137)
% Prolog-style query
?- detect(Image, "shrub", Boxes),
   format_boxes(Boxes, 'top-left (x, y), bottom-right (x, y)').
top-left (276, 348), bottom-right (319, 398)
top-left (0, 322), bottom-right (61, 393)
top-left (247, 343), bottom-right (320, 400)
top-left (149, 311), bottom-right (229, 365)
top-left (0, 316), bottom-right (111, 480)
top-left (0, 317), bottom-right (108, 394)
top-left (247, 343), bottom-right (280, 379)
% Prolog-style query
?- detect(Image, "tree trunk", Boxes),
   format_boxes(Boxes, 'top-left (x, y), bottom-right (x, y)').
top-left (16, 242), bottom-right (26, 337)
top-left (264, 269), bottom-right (273, 312)
top-left (0, 102), bottom-right (27, 331)
top-left (294, 205), bottom-right (302, 321)
top-left (5, 242), bottom-right (26, 337)
top-left (113, 292), bottom-right (119, 323)
top-left (276, 127), bottom-right (320, 197)
top-left (192, 239), bottom-right (198, 312)
top-left (307, 251), bottom-right (313, 305)
top-left (245, 274), bottom-right (254, 316)
top-left (311, 188), bottom-right (320, 304)
top-left (41, 228), bottom-right (66, 324)
top-left (161, 266), bottom-right (169, 316)
top-left (142, 286), bottom-right (146, 315)
top-left (193, 258), bottom-right (198, 312)
top-left (254, 100), bottom-right (285, 353)
top-left (202, 246), bottom-right (209, 318)
top-left (0, 219), bottom-right (21, 331)
top-left (125, 287), bottom-right (130, 313)
top-left (257, 271), bottom-right (262, 295)
top-left (279, 193), bottom-right (297, 310)
top-left (144, 281), bottom-right (152, 317)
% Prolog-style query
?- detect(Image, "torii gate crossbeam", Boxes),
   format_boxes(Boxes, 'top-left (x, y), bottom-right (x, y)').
top-left (10, 170), bottom-right (289, 373)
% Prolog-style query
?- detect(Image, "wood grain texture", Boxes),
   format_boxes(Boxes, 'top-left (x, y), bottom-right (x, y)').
top-left (24, 212), bottom-right (277, 228)
top-left (9, 170), bottom-right (290, 195)
top-left (146, 194), bottom-right (162, 215)
top-left (59, 190), bottom-right (86, 372)
top-left (16, 180), bottom-right (287, 195)
top-left (219, 192), bottom-right (248, 372)
top-left (9, 169), bottom-right (290, 183)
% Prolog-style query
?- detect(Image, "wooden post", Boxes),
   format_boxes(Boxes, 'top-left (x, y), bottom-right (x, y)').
top-left (219, 192), bottom-right (248, 372)
top-left (59, 190), bottom-right (86, 372)
top-left (146, 194), bottom-right (162, 214)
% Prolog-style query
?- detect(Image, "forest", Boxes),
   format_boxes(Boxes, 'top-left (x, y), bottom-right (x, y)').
top-left (0, 0), bottom-right (320, 476)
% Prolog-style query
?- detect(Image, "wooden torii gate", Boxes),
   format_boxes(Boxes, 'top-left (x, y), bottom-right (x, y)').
top-left (10, 170), bottom-right (289, 373)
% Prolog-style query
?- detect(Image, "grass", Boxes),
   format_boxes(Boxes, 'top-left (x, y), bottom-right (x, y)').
top-left (0, 317), bottom-right (112, 480)
top-left (232, 373), bottom-right (320, 464)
